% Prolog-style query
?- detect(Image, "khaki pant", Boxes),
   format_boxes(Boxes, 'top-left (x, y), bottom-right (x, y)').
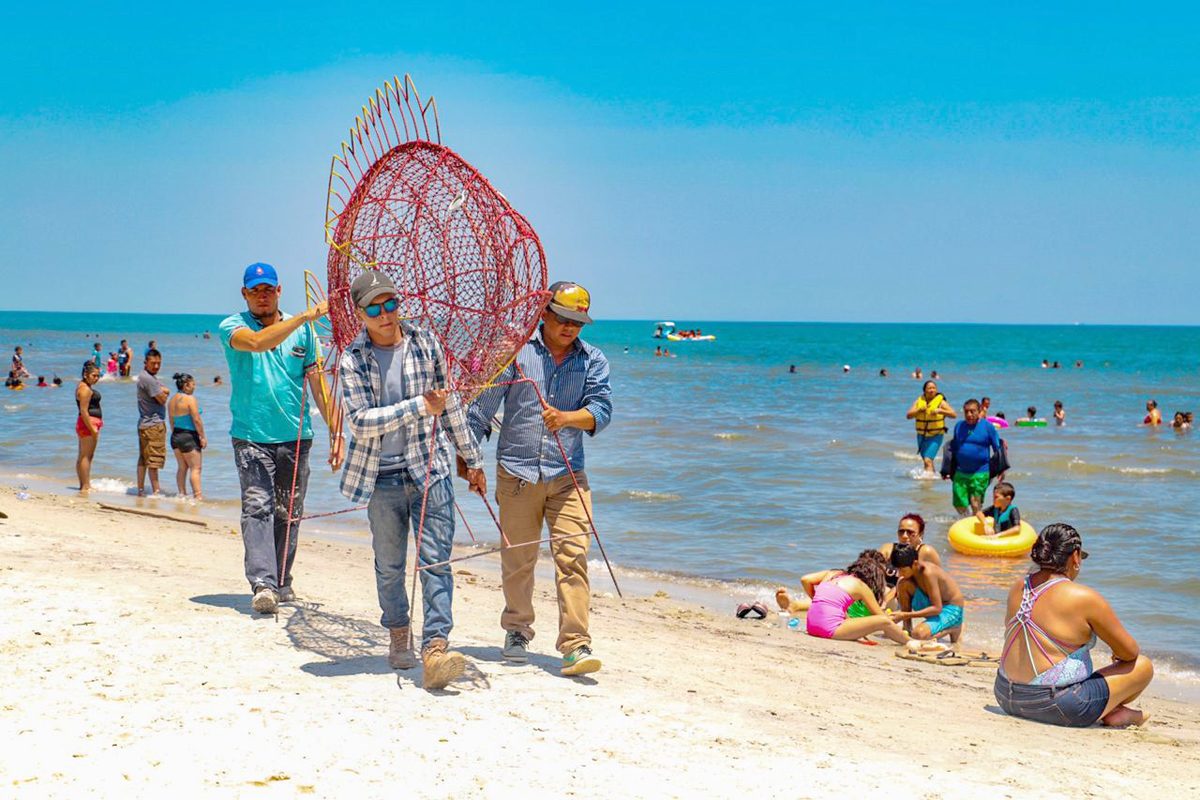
top-left (496, 466), bottom-right (592, 654)
top-left (138, 423), bottom-right (167, 469)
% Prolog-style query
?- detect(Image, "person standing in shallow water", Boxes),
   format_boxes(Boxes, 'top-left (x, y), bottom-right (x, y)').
top-left (135, 349), bottom-right (170, 496)
top-left (74, 362), bottom-right (103, 492)
top-left (906, 380), bottom-right (955, 474)
top-left (947, 398), bottom-right (1000, 515)
top-left (220, 262), bottom-right (343, 615)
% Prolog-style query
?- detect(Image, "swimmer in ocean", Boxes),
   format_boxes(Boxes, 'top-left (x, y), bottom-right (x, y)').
top-left (1054, 400), bottom-right (1065, 425)
top-left (1143, 399), bottom-right (1162, 426)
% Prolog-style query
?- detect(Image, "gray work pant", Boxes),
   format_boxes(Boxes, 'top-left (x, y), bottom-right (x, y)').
top-left (232, 438), bottom-right (312, 592)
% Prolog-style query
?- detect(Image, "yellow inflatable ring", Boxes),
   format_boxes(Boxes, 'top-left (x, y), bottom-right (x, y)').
top-left (947, 516), bottom-right (1037, 557)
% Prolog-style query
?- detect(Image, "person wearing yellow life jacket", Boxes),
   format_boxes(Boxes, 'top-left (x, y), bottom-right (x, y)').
top-left (906, 380), bottom-right (956, 473)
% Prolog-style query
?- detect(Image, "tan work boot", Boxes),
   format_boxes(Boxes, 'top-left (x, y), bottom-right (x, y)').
top-left (388, 626), bottom-right (416, 670)
top-left (421, 638), bottom-right (466, 690)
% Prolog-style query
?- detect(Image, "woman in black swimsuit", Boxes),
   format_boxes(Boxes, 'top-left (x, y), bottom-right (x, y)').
top-left (74, 361), bottom-right (103, 492)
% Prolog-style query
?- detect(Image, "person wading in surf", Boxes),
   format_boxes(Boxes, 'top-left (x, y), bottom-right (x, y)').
top-left (907, 380), bottom-right (955, 474)
top-left (219, 262), bottom-right (343, 615)
top-left (467, 281), bottom-right (613, 676)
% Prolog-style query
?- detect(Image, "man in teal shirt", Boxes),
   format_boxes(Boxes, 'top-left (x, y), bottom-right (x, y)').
top-left (219, 262), bottom-right (343, 614)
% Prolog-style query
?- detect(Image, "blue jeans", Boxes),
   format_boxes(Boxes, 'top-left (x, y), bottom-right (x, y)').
top-left (367, 471), bottom-right (456, 646)
top-left (994, 670), bottom-right (1110, 727)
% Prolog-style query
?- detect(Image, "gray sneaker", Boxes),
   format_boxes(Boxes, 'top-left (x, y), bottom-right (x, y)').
top-left (251, 586), bottom-right (278, 614)
top-left (278, 586), bottom-right (296, 603)
top-left (501, 630), bottom-right (529, 663)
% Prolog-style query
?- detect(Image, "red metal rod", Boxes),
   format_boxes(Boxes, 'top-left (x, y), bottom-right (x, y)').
top-left (289, 505), bottom-right (368, 524)
top-left (417, 529), bottom-right (597, 572)
top-left (453, 498), bottom-right (477, 543)
top-left (513, 365), bottom-right (622, 598)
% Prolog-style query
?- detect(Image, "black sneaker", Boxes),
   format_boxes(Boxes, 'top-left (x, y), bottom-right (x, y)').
top-left (501, 630), bottom-right (529, 663)
top-left (278, 586), bottom-right (296, 603)
top-left (251, 585), bottom-right (278, 614)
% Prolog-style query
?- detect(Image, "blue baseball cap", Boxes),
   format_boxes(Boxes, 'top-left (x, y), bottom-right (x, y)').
top-left (243, 262), bottom-right (278, 289)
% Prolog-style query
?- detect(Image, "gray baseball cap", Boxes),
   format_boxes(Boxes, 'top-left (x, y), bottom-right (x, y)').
top-left (350, 270), bottom-right (397, 308)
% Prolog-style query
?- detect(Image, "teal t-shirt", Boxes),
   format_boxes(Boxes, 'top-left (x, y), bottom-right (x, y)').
top-left (219, 311), bottom-right (320, 443)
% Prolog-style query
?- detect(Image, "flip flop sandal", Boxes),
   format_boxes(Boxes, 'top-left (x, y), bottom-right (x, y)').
top-left (735, 602), bottom-right (768, 620)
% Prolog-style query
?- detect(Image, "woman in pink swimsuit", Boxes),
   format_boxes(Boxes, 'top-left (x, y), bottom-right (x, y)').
top-left (800, 551), bottom-right (910, 644)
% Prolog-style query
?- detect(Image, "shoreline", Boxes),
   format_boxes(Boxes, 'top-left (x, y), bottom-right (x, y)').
top-left (4, 471), bottom-right (1200, 705)
top-left (2, 485), bottom-right (1199, 796)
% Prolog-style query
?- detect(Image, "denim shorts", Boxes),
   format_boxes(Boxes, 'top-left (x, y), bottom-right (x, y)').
top-left (916, 434), bottom-right (943, 461)
top-left (994, 670), bottom-right (1110, 727)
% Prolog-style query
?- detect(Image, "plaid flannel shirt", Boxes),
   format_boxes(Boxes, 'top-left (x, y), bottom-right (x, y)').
top-left (338, 323), bottom-right (482, 503)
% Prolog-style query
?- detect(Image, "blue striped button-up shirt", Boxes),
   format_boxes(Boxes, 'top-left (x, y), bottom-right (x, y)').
top-left (468, 327), bottom-right (612, 483)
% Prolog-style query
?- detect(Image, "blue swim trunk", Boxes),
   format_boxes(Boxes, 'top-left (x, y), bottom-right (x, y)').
top-left (917, 434), bottom-right (943, 461)
top-left (913, 586), bottom-right (964, 635)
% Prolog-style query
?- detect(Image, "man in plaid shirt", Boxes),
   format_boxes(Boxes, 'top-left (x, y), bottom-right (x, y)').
top-left (338, 270), bottom-right (485, 690)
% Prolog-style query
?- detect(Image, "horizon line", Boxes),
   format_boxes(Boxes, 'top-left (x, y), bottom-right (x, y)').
top-left (1, 309), bottom-right (1197, 329)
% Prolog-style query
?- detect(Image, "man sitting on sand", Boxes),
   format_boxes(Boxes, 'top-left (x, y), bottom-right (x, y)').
top-left (220, 262), bottom-right (342, 615)
top-left (337, 270), bottom-right (486, 690)
top-left (890, 543), bottom-right (965, 642)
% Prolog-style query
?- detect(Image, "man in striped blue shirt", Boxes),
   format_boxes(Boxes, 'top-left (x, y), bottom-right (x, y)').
top-left (466, 281), bottom-right (612, 676)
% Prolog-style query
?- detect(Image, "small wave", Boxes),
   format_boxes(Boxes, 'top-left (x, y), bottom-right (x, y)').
top-left (4, 404), bottom-right (27, 412)
top-left (907, 468), bottom-right (940, 481)
top-left (90, 478), bottom-right (138, 495)
top-left (713, 432), bottom-right (748, 441)
top-left (621, 490), bottom-right (683, 502)
top-left (892, 451), bottom-right (922, 462)
top-left (1064, 458), bottom-right (1196, 479)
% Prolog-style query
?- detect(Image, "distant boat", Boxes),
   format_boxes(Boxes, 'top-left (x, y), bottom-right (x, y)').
top-left (652, 321), bottom-right (716, 342)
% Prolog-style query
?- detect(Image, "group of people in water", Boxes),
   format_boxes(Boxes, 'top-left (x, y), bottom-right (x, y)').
top-left (69, 346), bottom-right (209, 500)
top-left (1144, 399), bottom-right (1193, 429)
top-left (777, 512), bottom-right (1154, 728)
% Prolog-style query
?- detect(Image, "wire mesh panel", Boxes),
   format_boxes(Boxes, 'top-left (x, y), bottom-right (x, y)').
top-left (325, 76), bottom-right (548, 402)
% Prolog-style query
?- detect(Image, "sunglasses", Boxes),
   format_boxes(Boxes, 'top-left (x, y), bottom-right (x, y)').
top-left (364, 298), bottom-right (399, 318)
top-left (551, 312), bottom-right (584, 327)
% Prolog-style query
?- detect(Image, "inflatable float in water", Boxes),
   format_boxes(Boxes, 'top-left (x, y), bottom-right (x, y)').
top-left (987, 416), bottom-right (1008, 428)
top-left (1016, 419), bottom-right (1047, 427)
top-left (947, 516), bottom-right (1037, 557)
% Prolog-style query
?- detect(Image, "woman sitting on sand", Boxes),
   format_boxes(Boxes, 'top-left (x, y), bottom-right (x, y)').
top-left (996, 523), bottom-right (1153, 728)
top-left (794, 552), bottom-right (909, 644)
top-left (880, 513), bottom-right (942, 568)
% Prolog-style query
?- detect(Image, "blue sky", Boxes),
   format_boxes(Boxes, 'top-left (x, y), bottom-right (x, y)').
top-left (2, 3), bottom-right (1198, 323)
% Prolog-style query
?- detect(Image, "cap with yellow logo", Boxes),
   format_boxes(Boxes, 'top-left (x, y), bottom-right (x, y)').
top-left (547, 281), bottom-right (594, 324)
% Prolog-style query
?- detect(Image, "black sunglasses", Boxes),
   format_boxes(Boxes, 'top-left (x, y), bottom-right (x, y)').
top-left (551, 312), bottom-right (583, 327)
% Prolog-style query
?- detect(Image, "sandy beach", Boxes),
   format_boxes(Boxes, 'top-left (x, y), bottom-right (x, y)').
top-left (2, 485), bottom-right (1198, 799)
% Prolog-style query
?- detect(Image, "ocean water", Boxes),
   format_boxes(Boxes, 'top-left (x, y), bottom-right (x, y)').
top-left (2, 311), bottom-right (1198, 683)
